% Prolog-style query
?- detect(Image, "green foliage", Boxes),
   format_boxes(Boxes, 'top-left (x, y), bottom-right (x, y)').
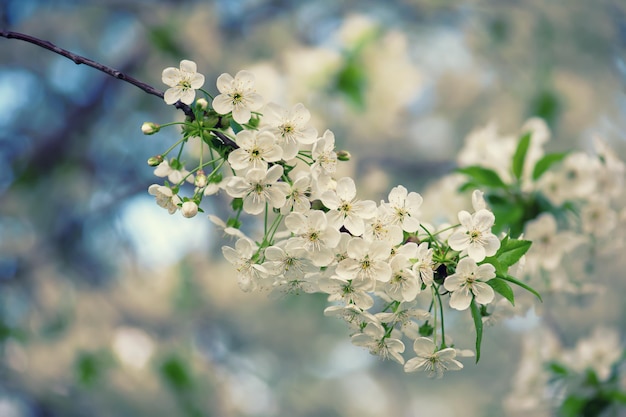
top-left (419, 322), bottom-right (434, 337)
top-left (229, 119), bottom-right (244, 134)
top-left (458, 129), bottom-right (571, 239)
top-left (501, 274), bottom-right (542, 302)
top-left (512, 131), bottom-right (532, 181)
top-left (470, 299), bottom-right (483, 363)
top-left (496, 237), bottom-right (532, 268)
top-left (533, 152), bottom-right (568, 180)
top-left (456, 166), bottom-right (508, 189)
top-left (560, 395), bottom-right (589, 417)
top-left (148, 25), bottom-right (184, 58)
top-left (160, 355), bottom-right (193, 392)
top-left (547, 361), bottom-right (570, 377)
top-left (529, 89), bottom-right (561, 128)
top-left (174, 263), bottom-right (203, 311)
top-left (75, 350), bottom-right (112, 387)
top-left (485, 194), bottom-right (525, 236)
top-left (482, 236), bottom-right (538, 304)
top-left (487, 278), bottom-right (515, 305)
top-left (335, 57), bottom-right (367, 109)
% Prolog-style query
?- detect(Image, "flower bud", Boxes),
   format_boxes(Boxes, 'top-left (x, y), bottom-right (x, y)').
top-left (196, 98), bottom-right (209, 110)
top-left (194, 171), bottom-right (208, 188)
top-left (337, 150), bottom-right (351, 161)
top-left (147, 155), bottom-right (164, 166)
top-left (141, 122), bottom-right (160, 135)
top-left (181, 201), bottom-right (199, 218)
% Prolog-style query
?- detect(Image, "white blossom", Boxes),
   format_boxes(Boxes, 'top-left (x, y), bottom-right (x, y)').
top-left (321, 177), bottom-right (377, 236)
top-left (162, 60), bottom-right (205, 105)
top-left (318, 275), bottom-right (374, 309)
top-left (311, 129), bottom-right (338, 181)
top-left (281, 173), bottom-right (311, 215)
top-left (228, 130), bottom-right (283, 171)
top-left (180, 201), bottom-right (198, 218)
top-left (382, 185), bottom-right (423, 233)
top-left (562, 327), bottom-right (623, 382)
top-left (335, 238), bottom-right (392, 291)
top-left (448, 209), bottom-right (500, 262)
top-left (262, 102), bottom-right (318, 160)
top-left (225, 165), bottom-right (290, 215)
top-left (404, 337), bottom-right (463, 378)
top-left (324, 304), bottom-right (377, 330)
top-left (444, 257), bottom-right (496, 311)
top-left (148, 184), bottom-right (181, 214)
top-left (524, 213), bottom-right (583, 272)
top-left (222, 238), bottom-right (268, 291)
top-left (376, 302), bottom-right (430, 333)
top-left (363, 205), bottom-right (404, 246)
top-left (154, 160), bottom-right (194, 184)
top-left (384, 254), bottom-right (420, 302)
top-left (581, 200), bottom-right (617, 237)
top-left (213, 70), bottom-right (263, 124)
top-left (284, 210), bottom-right (341, 267)
top-left (263, 240), bottom-right (317, 280)
top-left (351, 322), bottom-right (405, 364)
top-left (412, 242), bottom-right (435, 288)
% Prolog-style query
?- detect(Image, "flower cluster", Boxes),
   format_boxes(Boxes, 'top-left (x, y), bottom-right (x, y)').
top-left (144, 61), bottom-right (537, 377)
top-left (453, 119), bottom-right (626, 295)
top-left (505, 326), bottom-right (626, 416)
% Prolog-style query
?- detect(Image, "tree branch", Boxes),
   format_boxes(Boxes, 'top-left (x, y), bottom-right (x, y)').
top-left (1, 30), bottom-right (194, 117)
top-left (1, 30), bottom-right (239, 149)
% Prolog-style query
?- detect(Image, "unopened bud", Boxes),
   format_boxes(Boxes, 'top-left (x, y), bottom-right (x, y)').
top-left (194, 171), bottom-right (208, 188)
top-left (181, 201), bottom-right (199, 218)
top-left (147, 155), bottom-right (164, 166)
top-left (337, 150), bottom-right (351, 161)
top-left (142, 122), bottom-right (160, 135)
top-left (196, 98), bottom-right (209, 110)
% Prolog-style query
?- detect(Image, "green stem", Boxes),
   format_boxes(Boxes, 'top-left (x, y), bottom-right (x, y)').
top-left (431, 285), bottom-right (438, 347)
top-left (199, 88), bottom-right (214, 100)
top-left (161, 136), bottom-right (188, 158)
top-left (434, 283), bottom-right (447, 348)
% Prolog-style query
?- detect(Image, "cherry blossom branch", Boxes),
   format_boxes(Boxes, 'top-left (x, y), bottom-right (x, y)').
top-left (0, 30), bottom-right (238, 149)
top-left (1, 30), bottom-right (193, 117)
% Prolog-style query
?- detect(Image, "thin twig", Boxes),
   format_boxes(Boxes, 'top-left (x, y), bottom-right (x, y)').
top-left (1, 30), bottom-right (239, 149)
top-left (0, 30), bottom-right (194, 116)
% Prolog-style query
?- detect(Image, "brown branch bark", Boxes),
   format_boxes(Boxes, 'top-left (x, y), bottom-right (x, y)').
top-left (0, 30), bottom-right (194, 118)
top-left (0, 30), bottom-right (239, 149)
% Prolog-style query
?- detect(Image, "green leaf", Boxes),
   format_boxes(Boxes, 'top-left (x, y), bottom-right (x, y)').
top-left (487, 278), bottom-right (515, 305)
top-left (470, 299), bottom-right (483, 363)
top-left (532, 152), bottom-right (567, 180)
top-left (482, 256), bottom-right (506, 277)
top-left (487, 197), bottom-right (524, 236)
top-left (607, 390), bottom-right (626, 404)
top-left (148, 25), bottom-right (184, 58)
top-left (458, 181), bottom-right (480, 193)
top-left (512, 131), bottom-right (532, 181)
top-left (529, 89), bottom-right (561, 128)
top-left (560, 395), bottom-right (586, 417)
top-left (496, 239), bottom-right (532, 268)
top-left (160, 355), bottom-right (193, 392)
top-left (230, 120), bottom-right (243, 134)
top-left (500, 274), bottom-right (542, 302)
top-left (456, 166), bottom-right (508, 189)
top-left (547, 361), bottom-right (570, 376)
top-left (418, 322), bottom-right (434, 337)
top-left (75, 351), bottom-right (112, 387)
top-left (336, 58), bottom-right (367, 109)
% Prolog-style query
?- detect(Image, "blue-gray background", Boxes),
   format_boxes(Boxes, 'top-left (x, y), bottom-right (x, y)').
top-left (1, 1), bottom-right (625, 416)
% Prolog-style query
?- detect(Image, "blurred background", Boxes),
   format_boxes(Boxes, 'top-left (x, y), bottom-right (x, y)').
top-left (1, 1), bottom-right (626, 416)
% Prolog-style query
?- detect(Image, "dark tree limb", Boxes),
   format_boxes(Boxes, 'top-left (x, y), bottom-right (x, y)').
top-left (1, 30), bottom-right (195, 117)
top-left (1, 30), bottom-right (239, 149)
